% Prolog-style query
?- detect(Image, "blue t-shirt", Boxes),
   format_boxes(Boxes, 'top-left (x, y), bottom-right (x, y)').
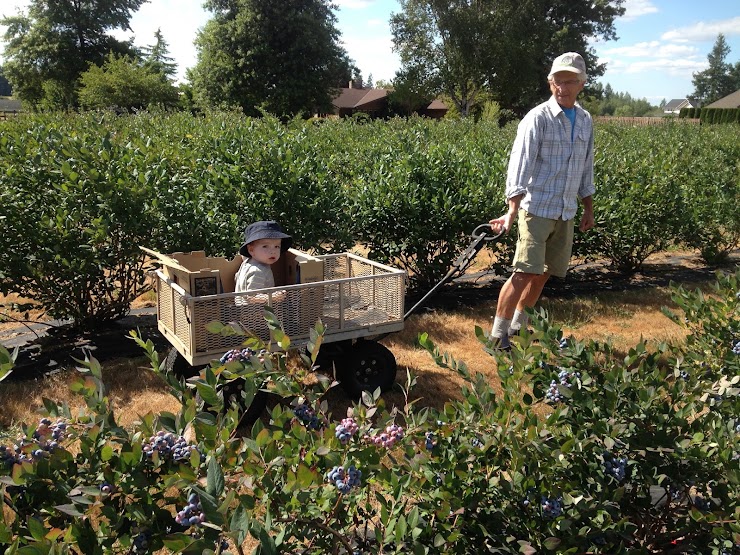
top-left (562, 106), bottom-right (576, 141)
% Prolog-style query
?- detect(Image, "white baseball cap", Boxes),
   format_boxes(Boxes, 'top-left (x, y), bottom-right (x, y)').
top-left (548, 52), bottom-right (587, 81)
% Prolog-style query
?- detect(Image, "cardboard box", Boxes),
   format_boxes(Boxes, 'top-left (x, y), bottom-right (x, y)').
top-left (142, 247), bottom-right (323, 296)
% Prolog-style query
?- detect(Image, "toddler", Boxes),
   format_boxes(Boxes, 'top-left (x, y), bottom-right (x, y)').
top-left (234, 221), bottom-right (292, 303)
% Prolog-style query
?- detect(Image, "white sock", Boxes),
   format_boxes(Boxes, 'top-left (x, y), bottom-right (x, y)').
top-left (491, 316), bottom-right (511, 340)
top-left (509, 309), bottom-right (529, 335)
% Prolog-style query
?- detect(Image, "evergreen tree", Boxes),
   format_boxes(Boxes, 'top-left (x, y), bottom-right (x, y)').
top-left (141, 28), bottom-right (178, 81)
top-left (691, 34), bottom-right (735, 105)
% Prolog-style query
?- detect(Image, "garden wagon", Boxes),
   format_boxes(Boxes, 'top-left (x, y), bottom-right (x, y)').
top-left (143, 224), bottom-right (503, 406)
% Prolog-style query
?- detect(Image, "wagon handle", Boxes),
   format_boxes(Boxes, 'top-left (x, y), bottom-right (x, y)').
top-left (402, 224), bottom-right (505, 321)
top-left (471, 223), bottom-right (505, 242)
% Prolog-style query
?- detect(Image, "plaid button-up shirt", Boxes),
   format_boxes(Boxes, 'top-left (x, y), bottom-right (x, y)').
top-left (505, 96), bottom-right (595, 221)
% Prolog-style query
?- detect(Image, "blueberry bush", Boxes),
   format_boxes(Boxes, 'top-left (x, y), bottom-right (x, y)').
top-left (1, 271), bottom-right (738, 554)
top-left (2, 112), bottom-right (738, 326)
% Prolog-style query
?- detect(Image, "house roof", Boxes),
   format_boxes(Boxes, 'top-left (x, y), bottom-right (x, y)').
top-left (426, 99), bottom-right (447, 110)
top-left (664, 98), bottom-right (692, 110)
top-left (333, 87), bottom-right (389, 109)
top-left (331, 86), bottom-right (449, 115)
top-left (706, 89), bottom-right (740, 108)
top-left (0, 98), bottom-right (21, 111)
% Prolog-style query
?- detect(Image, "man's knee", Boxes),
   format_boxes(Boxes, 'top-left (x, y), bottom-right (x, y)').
top-left (511, 271), bottom-right (547, 286)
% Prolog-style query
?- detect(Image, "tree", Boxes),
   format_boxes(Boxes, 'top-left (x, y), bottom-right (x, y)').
top-left (78, 53), bottom-right (179, 110)
top-left (691, 34), bottom-right (738, 105)
top-left (388, 66), bottom-right (434, 115)
top-left (390, 0), bottom-right (625, 116)
top-left (191, 0), bottom-right (353, 117)
top-left (0, 0), bottom-right (146, 109)
top-left (140, 28), bottom-right (178, 80)
top-left (581, 85), bottom-right (656, 117)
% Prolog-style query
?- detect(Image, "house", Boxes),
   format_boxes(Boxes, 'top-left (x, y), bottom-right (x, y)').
top-left (332, 83), bottom-right (389, 118)
top-left (663, 98), bottom-right (696, 114)
top-left (0, 97), bottom-right (21, 120)
top-left (706, 89), bottom-right (740, 109)
top-left (327, 81), bottom-right (448, 119)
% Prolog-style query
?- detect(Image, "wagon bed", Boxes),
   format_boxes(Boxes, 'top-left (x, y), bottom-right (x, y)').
top-left (155, 252), bottom-right (406, 366)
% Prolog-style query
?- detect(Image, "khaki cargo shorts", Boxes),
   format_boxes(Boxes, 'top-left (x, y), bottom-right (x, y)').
top-left (512, 210), bottom-right (574, 278)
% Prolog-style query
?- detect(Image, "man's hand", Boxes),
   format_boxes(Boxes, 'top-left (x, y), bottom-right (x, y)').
top-left (579, 209), bottom-right (594, 232)
top-left (489, 212), bottom-right (515, 234)
top-left (578, 195), bottom-right (594, 232)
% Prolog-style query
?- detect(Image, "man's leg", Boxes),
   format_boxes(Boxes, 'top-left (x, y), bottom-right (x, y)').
top-left (492, 210), bottom-right (555, 346)
top-left (491, 272), bottom-right (547, 344)
top-left (509, 272), bottom-right (550, 335)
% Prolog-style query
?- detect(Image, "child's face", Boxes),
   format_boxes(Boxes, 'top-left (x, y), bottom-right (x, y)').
top-left (247, 238), bottom-right (282, 265)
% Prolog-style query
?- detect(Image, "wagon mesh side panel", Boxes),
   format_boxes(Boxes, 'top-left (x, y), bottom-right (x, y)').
top-left (156, 274), bottom-right (193, 355)
top-left (318, 254), bottom-right (404, 333)
top-left (191, 297), bottom-right (246, 355)
top-left (322, 254), bottom-right (348, 281)
top-left (190, 285), bottom-right (326, 355)
top-left (157, 277), bottom-right (174, 331)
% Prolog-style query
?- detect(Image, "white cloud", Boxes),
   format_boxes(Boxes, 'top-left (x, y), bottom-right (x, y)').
top-left (340, 34), bottom-right (399, 82)
top-left (0, 0), bottom-right (29, 18)
top-left (620, 0), bottom-right (659, 22)
top-left (623, 58), bottom-right (707, 77)
top-left (602, 41), bottom-right (660, 57)
top-left (601, 41), bottom-right (698, 59)
top-left (661, 16), bottom-right (740, 42)
top-left (604, 56), bottom-right (706, 77)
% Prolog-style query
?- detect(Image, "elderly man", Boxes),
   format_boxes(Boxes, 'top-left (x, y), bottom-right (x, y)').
top-left (489, 52), bottom-right (595, 348)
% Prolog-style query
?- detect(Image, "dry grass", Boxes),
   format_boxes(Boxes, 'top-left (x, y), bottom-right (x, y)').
top-left (0, 281), bottom-right (693, 431)
top-left (0, 293), bottom-right (47, 333)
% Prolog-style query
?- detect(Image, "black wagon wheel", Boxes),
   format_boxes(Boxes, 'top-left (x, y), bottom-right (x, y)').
top-left (164, 346), bottom-right (203, 379)
top-left (337, 340), bottom-right (397, 398)
top-left (164, 346), bottom-right (268, 426)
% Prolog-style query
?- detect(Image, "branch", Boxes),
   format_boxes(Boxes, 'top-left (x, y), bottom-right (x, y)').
top-left (277, 517), bottom-right (354, 554)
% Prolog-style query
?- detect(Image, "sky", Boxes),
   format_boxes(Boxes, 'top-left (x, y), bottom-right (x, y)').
top-left (1, 0), bottom-right (739, 104)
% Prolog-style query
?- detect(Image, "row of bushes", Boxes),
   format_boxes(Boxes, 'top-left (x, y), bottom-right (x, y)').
top-left (679, 106), bottom-right (740, 124)
top-left (1, 270), bottom-right (738, 553)
top-left (1, 112), bottom-right (738, 327)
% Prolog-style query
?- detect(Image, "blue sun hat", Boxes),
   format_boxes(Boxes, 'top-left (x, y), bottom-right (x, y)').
top-left (239, 221), bottom-right (292, 257)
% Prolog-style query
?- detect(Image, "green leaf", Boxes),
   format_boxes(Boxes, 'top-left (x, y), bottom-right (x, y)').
top-left (297, 463), bottom-right (317, 488)
top-left (26, 516), bottom-right (46, 542)
top-left (230, 505), bottom-right (250, 546)
top-left (207, 456), bottom-right (225, 497)
top-left (518, 540), bottom-right (537, 554)
top-left (100, 444), bottom-right (113, 462)
top-left (54, 504), bottom-right (84, 518)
